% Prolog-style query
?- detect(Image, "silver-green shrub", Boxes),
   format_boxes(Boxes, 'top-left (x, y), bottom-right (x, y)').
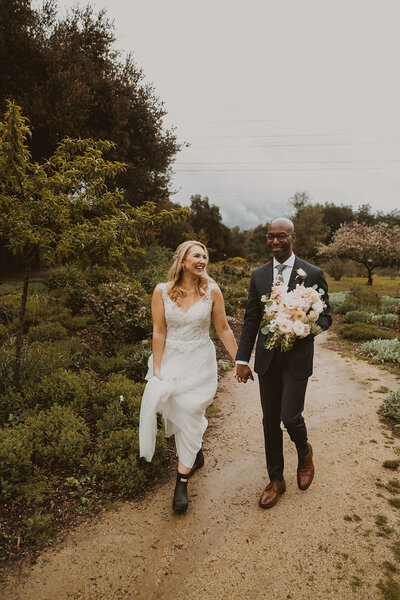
top-left (371, 313), bottom-right (399, 327)
top-left (359, 339), bottom-right (400, 363)
top-left (343, 310), bottom-right (373, 324)
top-left (379, 391), bottom-right (400, 422)
top-left (382, 296), bottom-right (400, 315)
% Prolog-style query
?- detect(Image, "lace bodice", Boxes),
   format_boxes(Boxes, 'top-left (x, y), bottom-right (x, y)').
top-left (157, 282), bottom-right (217, 353)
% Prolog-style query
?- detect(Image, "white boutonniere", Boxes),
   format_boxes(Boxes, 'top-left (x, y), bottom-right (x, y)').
top-left (295, 268), bottom-right (307, 282)
top-left (261, 294), bottom-right (268, 303)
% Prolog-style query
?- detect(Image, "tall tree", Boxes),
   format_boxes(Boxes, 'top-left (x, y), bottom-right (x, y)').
top-left (0, 0), bottom-right (180, 207)
top-left (0, 101), bottom-right (188, 385)
top-left (318, 222), bottom-right (400, 285)
top-left (289, 192), bottom-right (327, 259)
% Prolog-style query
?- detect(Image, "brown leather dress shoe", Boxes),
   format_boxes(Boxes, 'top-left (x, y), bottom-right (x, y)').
top-left (259, 479), bottom-right (286, 509)
top-left (297, 442), bottom-right (314, 490)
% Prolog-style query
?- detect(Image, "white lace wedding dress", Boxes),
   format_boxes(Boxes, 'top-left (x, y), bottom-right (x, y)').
top-left (139, 282), bottom-right (218, 468)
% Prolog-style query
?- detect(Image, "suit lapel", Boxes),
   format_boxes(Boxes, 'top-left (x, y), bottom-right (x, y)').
top-left (265, 261), bottom-right (273, 293)
top-left (288, 256), bottom-right (301, 291)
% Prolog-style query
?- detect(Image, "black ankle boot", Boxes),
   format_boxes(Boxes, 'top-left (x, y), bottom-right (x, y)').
top-left (189, 448), bottom-right (204, 477)
top-left (173, 471), bottom-right (189, 513)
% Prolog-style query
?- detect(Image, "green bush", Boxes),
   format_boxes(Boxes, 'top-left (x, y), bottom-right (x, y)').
top-left (343, 310), bottom-right (373, 324)
top-left (359, 339), bottom-right (400, 363)
top-left (334, 298), bottom-right (357, 315)
top-left (85, 428), bottom-right (165, 495)
top-left (0, 293), bottom-right (21, 324)
top-left (0, 337), bottom-right (86, 396)
top-left (349, 286), bottom-right (381, 310)
top-left (61, 314), bottom-right (95, 331)
top-left (24, 510), bottom-right (54, 546)
top-left (136, 264), bottom-right (169, 294)
top-left (0, 323), bottom-right (7, 339)
top-left (26, 404), bottom-right (91, 468)
top-left (379, 391), bottom-right (400, 423)
top-left (88, 280), bottom-right (152, 349)
top-left (88, 353), bottom-right (126, 375)
top-left (48, 263), bottom-right (83, 290)
top-left (22, 369), bottom-right (98, 414)
top-left (371, 313), bottom-right (399, 327)
top-left (0, 389), bottom-right (25, 425)
top-left (122, 345), bottom-right (152, 381)
top-left (93, 373), bottom-right (144, 413)
top-left (0, 426), bottom-right (33, 496)
top-left (27, 321), bottom-right (68, 342)
top-left (382, 296), bottom-right (400, 315)
top-left (339, 323), bottom-right (395, 341)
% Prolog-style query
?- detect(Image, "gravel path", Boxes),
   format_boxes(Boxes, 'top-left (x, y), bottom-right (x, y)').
top-left (3, 333), bottom-right (400, 599)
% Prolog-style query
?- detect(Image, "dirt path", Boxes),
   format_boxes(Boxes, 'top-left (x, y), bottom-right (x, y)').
top-left (3, 334), bottom-right (400, 599)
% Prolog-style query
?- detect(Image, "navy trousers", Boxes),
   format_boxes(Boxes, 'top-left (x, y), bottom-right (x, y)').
top-left (258, 350), bottom-right (309, 481)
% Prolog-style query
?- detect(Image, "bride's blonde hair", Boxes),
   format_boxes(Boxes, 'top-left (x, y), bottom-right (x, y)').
top-left (167, 241), bottom-right (212, 303)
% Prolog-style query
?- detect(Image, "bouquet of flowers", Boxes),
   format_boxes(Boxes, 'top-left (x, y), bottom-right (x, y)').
top-left (260, 269), bottom-right (326, 352)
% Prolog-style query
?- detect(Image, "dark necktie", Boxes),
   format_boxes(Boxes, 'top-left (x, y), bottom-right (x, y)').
top-left (276, 264), bottom-right (287, 277)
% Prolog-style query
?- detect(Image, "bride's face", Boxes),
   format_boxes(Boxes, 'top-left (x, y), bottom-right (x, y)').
top-left (183, 245), bottom-right (208, 277)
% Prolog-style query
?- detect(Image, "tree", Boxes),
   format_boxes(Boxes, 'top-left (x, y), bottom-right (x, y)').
top-left (189, 195), bottom-right (232, 260)
top-left (322, 202), bottom-right (354, 242)
top-left (0, 0), bottom-right (180, 207)
top-left (0, 101), bottom-right (188, 385)
top-left (318, 222), bottom-right (400, 285)
top-left (289, 192), bottom-right (327, 259)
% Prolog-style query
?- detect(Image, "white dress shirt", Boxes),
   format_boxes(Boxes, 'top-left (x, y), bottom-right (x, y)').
top-left (236, 253), bottom-right (296, 366)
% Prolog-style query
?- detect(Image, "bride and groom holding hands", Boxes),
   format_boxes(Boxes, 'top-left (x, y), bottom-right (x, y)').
top-left (139, 217), bottom-right (332, 513)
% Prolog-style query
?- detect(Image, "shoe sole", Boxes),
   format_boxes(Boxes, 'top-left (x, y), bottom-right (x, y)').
top-left (259, 488), bottom-right (286, 509)
top-left (173, 503), bottom-right (188, 513)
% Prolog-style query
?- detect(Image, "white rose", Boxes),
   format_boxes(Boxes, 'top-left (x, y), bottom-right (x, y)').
top-left (312, 299), bottom-right (324, 313)
top-left (296, 268), bottom-right (306, 278)
top-left (307, 310), bottom-right (319, 322)
top-left (275, 317), bottom-right (293, 334)
top-left (292, 320), bottom-right (310, 337)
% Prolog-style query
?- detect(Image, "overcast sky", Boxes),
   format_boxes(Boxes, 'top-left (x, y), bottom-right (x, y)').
top-left (52, 0), bottom-right (400, 228)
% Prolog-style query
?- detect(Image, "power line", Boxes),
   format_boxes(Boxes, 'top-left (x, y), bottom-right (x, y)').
top-left (174, 159), bottom-right (400, 166)
top-left (174, 166), bottom-right (400, 173)
top-left (179, 140), bottom-right (400, 149)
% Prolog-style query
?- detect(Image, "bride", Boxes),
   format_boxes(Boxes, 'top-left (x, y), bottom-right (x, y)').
top-left (139, 240), bottom-right (238, 513)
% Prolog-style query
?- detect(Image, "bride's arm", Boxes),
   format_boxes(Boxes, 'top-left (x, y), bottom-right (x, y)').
top-left (151, 287), bottom-right (167, 379)
top-left (211, 287), bottom-right (238, 361)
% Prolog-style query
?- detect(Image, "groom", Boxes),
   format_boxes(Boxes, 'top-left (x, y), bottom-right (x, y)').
top-left (235, 218), bottom-right (331, 508)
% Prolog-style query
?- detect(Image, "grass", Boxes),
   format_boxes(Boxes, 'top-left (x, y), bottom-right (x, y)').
top-left (326, 274), bottom-right (400, 295)
top-left (377, 577), bottom-right (400, 599)
top-left (384, 461), bottom-right (400, 471)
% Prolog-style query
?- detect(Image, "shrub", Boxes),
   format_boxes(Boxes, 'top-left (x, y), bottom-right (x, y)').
top-left (27, 322), bottom-right (68, 343)
top-left (382, 296), bottom-right (400, 315)
top-left (227, 256), bottom-right (246, 263)
top-left (22, 369), bottom-right (97, 414)
top-left (379, 391), bottom-right (400, 423)
top-left (343, 310), bottom-right (373, 324)
top-left (26, 404), bottom-right (91, 468)
top-left (88, 353), bottom-right (126, 375)
top-left (88, 280), bottom-right (152, 349)
top-left (339, 323), bottom-right (395, 341)
top-left (0, 337), bottom-right (85, 397)
top-left (0, 293), bottom-right (21, 324)
top-left (61, 315), bottom-right (95, 331)
top-left (371, 314), bottom-right (399, 327)
top-left (0, 323), bottom-right (7, 339)
top-left (348, 286), bottom-right (381, 310)
top-left (0, 390), bottom-right (25, 425)
top-left (136, 264), bottom-right (169, 295)
top-left (94, 373), bottom-right (144, 413)
top-left (122, 345), bottom-right (152, 381)
top-left (48, 263), bottom-right (83, 290)
top-left (0, 426), bottom-right (33, 495)
top-left (85, 428), bottom-right (165, 495)
top-left (333, 298), bottom-right (357, 315)
top-left (324, 258), bottom-right (346, 281)
top-left (359, 339), bottom-right (400, 363)
top-left (24, 510), bottom-right (54, 546)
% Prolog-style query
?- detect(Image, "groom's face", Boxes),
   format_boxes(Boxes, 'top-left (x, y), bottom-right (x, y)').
top-left (267, 222), bottom-right (295, 262)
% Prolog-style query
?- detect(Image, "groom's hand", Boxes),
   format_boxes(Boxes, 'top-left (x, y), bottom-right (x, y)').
top-left (235, 364), bottom-right (254, 383)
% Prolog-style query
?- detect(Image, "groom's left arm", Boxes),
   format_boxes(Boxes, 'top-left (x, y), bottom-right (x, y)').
top-left (315, 268), bottom-right (332, 331)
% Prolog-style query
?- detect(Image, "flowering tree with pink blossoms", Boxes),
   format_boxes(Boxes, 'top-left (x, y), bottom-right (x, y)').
top-left (318, 222), bottom-right (400, 285)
